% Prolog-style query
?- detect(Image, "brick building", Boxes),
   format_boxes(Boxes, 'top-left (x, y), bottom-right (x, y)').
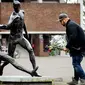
top-left (0, 1), bottom-right (80, 56)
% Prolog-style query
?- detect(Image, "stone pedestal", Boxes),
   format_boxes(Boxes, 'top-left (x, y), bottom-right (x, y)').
top-left (0, 76), bottom-right (64, 85)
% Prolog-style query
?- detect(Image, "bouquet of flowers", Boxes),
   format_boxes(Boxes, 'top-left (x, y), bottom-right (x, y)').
top-left (50, 35), bottom-right (67, 50)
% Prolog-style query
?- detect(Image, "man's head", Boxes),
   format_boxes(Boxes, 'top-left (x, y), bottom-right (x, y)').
top-left (58, 13), bottom-right (69, 26)
top-left (13, 1), bottom-right (21, 13)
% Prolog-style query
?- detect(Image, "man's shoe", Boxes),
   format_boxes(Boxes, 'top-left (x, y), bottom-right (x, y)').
top-left (67, 78), bottom-right (78, 85)
top-left (80, 78), bottom-right (85, 85)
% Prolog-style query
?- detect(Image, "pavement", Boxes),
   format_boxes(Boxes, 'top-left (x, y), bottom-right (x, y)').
top-left (1, 45), bottom-right (85, 84)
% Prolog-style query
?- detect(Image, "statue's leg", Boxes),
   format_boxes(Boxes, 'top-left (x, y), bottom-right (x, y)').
top-left (8, 40), bottom-right (16, 58)
top-left (18, 37), bottom-right (41, 77)
top-left (18, 37), bottom-right (36, 69)
top-left (0, 40), bottom-right (16, 75)
top-left (0, 52), bottom-right (38, 76)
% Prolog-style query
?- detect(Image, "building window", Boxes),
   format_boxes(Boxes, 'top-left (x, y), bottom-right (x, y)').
top-left (1, 0), bottom-right (60, 2)
top-left (1, 0), bottom-right (24, 2)
top-left (43, 0), bottom-right (59, 2)
top-left (30, 0), bottom-right (38, 2)
top-left (30, 0), bottom-right (37, 1)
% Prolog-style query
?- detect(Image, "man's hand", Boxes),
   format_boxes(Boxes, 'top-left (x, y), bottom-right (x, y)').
top-left (63, 47), bottom-right (69, 52)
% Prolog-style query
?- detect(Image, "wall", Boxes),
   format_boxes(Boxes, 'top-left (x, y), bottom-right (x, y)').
top-left (0, 3), bottom-right (80, 32)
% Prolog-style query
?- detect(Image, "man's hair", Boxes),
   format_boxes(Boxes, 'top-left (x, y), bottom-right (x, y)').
top-left (58, 13), bottom-right (68, 21)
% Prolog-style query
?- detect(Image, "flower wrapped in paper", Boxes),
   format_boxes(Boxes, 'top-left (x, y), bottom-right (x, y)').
top-left (50, 35), bottom-right (67, 50)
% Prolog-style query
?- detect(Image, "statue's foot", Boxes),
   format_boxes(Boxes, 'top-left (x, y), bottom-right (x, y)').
top-left (31, 66), bottom-right (41, 77)
top-left (31, 66), bottom-right (38, 77)
top-left (32, 72), bottom-right (42, 77)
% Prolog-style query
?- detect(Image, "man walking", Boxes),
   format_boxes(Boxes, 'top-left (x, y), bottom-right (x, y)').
top-left (58, 13), bottom-right (85, 85)
top-left (0, 0), bottom-right (41, 77)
